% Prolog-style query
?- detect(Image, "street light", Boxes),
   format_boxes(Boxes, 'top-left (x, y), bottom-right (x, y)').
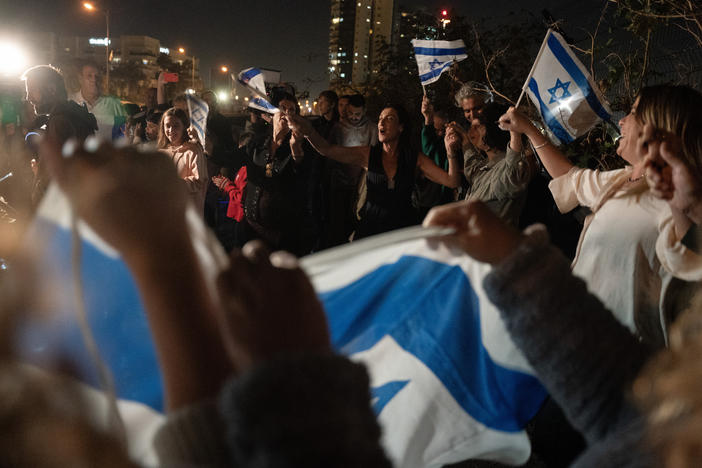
top-left (178, 47), bottom-right (196, 90)
top-left (83, 1), bottom-right (111, 93)
top-left (0, 41), bottom-right (28, 78)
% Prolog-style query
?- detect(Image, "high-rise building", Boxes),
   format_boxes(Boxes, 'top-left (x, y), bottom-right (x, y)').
top-left (328, 0), bottom-right (398, 86)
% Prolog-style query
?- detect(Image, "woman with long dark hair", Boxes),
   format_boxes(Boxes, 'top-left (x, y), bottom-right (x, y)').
top-left (289, 103), bottom-right (462, 238)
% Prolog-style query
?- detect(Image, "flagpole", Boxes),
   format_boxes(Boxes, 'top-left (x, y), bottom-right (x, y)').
top-left (422, 84), bottom-right (426, 96)
top-left (515, 29), bottom-right (552, 108)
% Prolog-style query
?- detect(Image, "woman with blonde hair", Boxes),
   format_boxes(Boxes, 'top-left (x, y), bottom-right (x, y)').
top-left (157, 107), bottom-right (207, 215)
top-left (498, 84), bottom-right (702, 347)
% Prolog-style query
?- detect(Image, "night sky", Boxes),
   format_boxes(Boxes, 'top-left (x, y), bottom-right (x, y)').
top-left (0, 0), bottom-right (604, 99)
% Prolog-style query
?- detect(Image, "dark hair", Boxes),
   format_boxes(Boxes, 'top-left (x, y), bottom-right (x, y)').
top-left (433, 106), bottom-right (449, 121)
top-left (271, 90), bottom-right (296, 108)
top-left (474, 102), bottom-right (509, 151)
top-left (348, 94), bottom-right (365, 108)
top-left (146, 111), bottom-right (163, 124)
top-left (74, 58), bottom-right (100, 74)
top-left (21, 65), bottom-right (68, 101)
top-left (157, 107), bottom-right (190, 148)
top-left (339, 94), bottom-right (352, 102)
top-left (318, 90), bottom-right (338, 105)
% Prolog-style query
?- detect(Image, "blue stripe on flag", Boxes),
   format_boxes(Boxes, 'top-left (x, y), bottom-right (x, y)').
top-left (547, 33), bottom-right (611, 122)
top-left (21, 219), bottom-right (164, 410)
top-left (413, 46), bottom-right (466, 56)
top-left (250, 97), bottom-right (277, 111)
top-left (419, 61), bottom-right (453, 85)
top-left (191, 120), bottom-right (205, 137)
top-left (528, 78), bottom-right (574, 144)
top-left (321, 255), bottom-right (546, 432)
top-left (239, 68), bottom-right (261, 83)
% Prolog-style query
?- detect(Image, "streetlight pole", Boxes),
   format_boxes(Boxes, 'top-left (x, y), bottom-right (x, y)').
top-left (105, 8), bottom-right (110, 93)
top-left (178, 47), bottom-right (196, 91)
top-left (83, 2), bottom-right (110, 93)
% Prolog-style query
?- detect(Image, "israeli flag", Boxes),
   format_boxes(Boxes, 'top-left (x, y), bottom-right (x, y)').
top-left (411, 39), bottom-right (467, 86)
top-left (20, 191), bottom-right (546, 466)
top-left (186, 94), bottom-right (209, 149)
top-left (237, 67), bottom-right (268, 97)
top-left (524, 30), bottom-right (612, 144)
top-left (304, 228), bottom-right (546, 467)
top-left (248, 96), bottom-right (279, 115)
top-left (237, 67), bottom-right (279, 114)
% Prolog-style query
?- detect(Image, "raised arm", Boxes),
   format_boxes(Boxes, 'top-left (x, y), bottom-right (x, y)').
top-left (423, 200), bottom-right (652, 444)
top-left (288, 113), bottom-right (370, 169)
top-left (417, 124), bottom-right (462, 188)
top-left (42, 139), bottom-right (232, 410)
top-left (157, 72), bottom-right (167, 106)
top-left (498, 106), bottom-right (573, 178)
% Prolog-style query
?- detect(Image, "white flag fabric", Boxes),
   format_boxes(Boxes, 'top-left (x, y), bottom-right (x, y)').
top-left (525, 30), bottom-right (612, 144)
top-left (237, 67), bottom-right (279, 113)
top-left (411, 39), bottom-right (467, 86)
top-left (21, 196), bottom-right (547, 467)
top-left (186, 94), bottom-right (209, 149)
top-left (248, 96), bottom-right (279, 115)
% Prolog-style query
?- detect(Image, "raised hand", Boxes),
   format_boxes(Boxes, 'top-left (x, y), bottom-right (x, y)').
top-left (498, 107), bottom-right (534, 135)
top-left (641, 123), bottom-right (702, 226)
top-left (41, 137), bottom-right (188, 262)
top-left (421, 95), bottom-right (434, 124)
top-left (216, 240), bottom-right (331, 372)
top-left (423, 199), bottom-right (523, 265)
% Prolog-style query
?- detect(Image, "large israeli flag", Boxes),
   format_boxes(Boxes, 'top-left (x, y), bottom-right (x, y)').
top-left (524, 30), bottom-right (612, 144)
top-left (411, 39), bottom-right (467, 86)
top-left (19, 188), bottom-right (546, 467)
top-left (304, 228), bottom-right (546, 467)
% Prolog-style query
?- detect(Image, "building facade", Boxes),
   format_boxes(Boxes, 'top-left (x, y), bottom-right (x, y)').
top-left (328, 0), bottom-right (398, 86)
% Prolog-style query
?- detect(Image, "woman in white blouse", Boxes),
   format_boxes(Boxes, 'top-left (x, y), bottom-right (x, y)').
top-left (497, 85), bottom-right (702, 347)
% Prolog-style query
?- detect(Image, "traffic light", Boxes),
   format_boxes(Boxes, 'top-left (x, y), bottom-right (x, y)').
top-left (441, 9), bottom-right (448, 16)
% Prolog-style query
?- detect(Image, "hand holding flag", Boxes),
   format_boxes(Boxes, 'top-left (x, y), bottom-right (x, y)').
top-left (518, 29), bottom-right (612, 144)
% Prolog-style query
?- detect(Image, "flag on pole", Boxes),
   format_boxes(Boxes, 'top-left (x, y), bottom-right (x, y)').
top-left (411, 39), bottom-right (467, 86)
top-left (22, 196), bottom-right (547, 467)
top-left (522, 30), bottom-right (612, 144)
top-left (186, 94), bottom-right (209, 149)
top-left (237, 67), bottom-right (278, 113)
top-left (248, 96), bottom-right (279, 114)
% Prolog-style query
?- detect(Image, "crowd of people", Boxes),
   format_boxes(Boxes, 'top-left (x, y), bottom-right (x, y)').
top-left (0, 55), bottom-right (701, 468)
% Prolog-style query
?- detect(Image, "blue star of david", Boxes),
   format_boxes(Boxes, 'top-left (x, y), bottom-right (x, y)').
top-left (429, 58), bottom-right (442, 70)
top-left (547, 78), bottom-right (572, 104)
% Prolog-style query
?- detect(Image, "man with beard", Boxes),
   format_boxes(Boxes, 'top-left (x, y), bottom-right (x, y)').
top-left (22, 65), bottom-right (97, 206)
top-left (323, 94), bottom-right (377, 247)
